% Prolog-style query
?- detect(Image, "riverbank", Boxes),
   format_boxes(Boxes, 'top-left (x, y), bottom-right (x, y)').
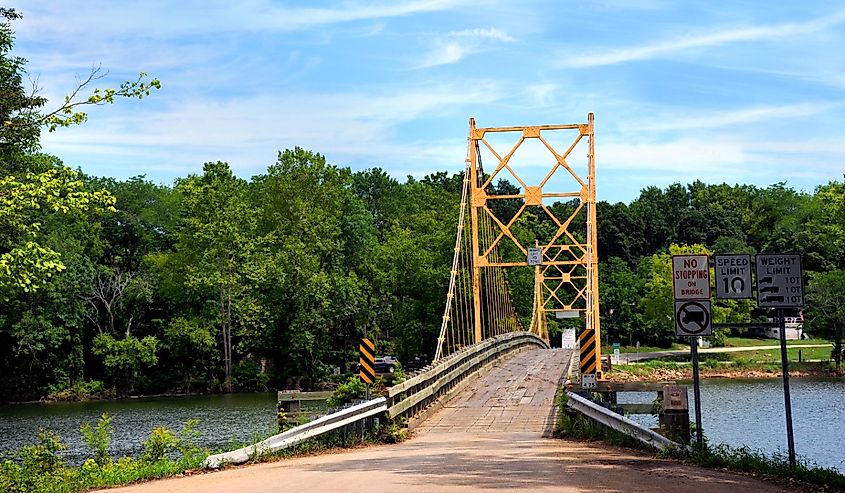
top-left (607, 361), bottom-right (842, 382)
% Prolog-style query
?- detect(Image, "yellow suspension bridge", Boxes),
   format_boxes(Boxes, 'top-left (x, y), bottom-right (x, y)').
top-left (434, 113), bottom-right (602, 380)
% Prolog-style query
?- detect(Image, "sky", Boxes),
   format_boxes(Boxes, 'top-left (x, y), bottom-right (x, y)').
top-left (7, 0), bottom-right (845, 203)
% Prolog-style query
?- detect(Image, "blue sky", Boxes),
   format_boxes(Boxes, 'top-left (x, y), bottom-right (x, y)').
top-left (8, 0), bottom-right (845, 203)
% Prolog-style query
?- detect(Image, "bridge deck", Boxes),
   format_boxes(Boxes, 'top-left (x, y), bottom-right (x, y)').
top-left (416, 348), bottom-right (572, 435)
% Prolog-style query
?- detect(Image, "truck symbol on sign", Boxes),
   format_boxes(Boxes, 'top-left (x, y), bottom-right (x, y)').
top-left (682, 310), bottom-right (706, 327)
top-left (759, 277), bottom-right (773, 284)
top-left (761, 295), bottom-right (785, 303)
top-left (675, 300), bottom-right (712, 336)
top-left (760, 285), bottom-right (779, 294)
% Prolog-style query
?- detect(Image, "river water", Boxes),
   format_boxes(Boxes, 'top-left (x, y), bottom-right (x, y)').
top-left (0, 393), bottom-right (277, 464)
top-left (620, 378), bottom-right (845, 473)
top-left (1, 379), bottom-right (843, 473)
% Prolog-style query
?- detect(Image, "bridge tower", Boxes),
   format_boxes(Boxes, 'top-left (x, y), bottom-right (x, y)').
top-left (467, 114), bottom-right (602, 379)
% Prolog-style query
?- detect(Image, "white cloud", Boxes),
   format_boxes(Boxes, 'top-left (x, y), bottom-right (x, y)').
top-left (38, 82), bottom-right (503, 177)
top-left (560, 10), bottom-right (845, 68)
top-left (415, 28), bottom-right (516, 69)
top-left (13, 0), bottom-right (467, 38)
top-left (649, 101), bottom-right (844, 132)
top-left (525, 83), bottom-right (558, 106)
top-left (602, 139), bottom-right (746, 172)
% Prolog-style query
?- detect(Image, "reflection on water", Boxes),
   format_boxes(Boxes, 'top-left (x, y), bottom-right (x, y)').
top-left (0, 393), bottom-right (277, 464)
top-left (620, 378), bottom-right (845, 473)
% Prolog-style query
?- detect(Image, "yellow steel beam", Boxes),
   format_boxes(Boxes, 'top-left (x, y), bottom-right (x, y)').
top-left (468, 114), bottom-right (602, 376)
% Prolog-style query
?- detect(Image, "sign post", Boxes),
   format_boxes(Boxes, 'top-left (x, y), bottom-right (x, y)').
top-left (672, 254), bottom-right (710, 446)
top-left (755, 253), bottom-right (803, 467)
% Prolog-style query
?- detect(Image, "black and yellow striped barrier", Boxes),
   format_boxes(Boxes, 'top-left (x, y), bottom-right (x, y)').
top-left (359, 337), bottom-right (376, 385)
top-left (579, 329), bottom-right (597, 375)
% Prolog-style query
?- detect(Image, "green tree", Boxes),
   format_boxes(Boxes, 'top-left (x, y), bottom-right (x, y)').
top-left (805, 270), bottom-right (845, 373)
top-left (171, 161), bottom-right (260, 391)
top-left (91, 332), bottom-right (158, 395)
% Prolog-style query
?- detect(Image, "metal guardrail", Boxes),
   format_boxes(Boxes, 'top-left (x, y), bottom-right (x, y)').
top-left (204, 397), bottom-right (388, 468)
top-left (565, 391), bottom-right (688, 452)
top-left (203, 332), bottom-right (547, 468)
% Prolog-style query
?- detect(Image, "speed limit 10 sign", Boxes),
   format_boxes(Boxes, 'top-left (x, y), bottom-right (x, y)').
top-left (714, 254), bottom-right (752, 299)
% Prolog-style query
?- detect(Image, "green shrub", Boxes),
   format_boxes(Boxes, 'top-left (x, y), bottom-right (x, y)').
top-left (48, 380), bottom-right (110, 401)
top-left (80, 413), bottom-right (114, 466)
top-left (327, 376), bottom-right (366, 407)
top-left (175, 419), bottom-right (206, 462)
top-left (374, 418), bottom-right (407, 443)
top-left (391, 361), bottom-right (406, 384)
top-left (20, 430), bottom-right (66, 476)
top-left (232, 360), bottom-right (269, 390)
top-left (142, 427), bottom-right (178, 462)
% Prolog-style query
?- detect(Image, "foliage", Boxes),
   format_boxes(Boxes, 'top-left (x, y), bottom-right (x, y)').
top-left (662, 442), bottom-right (845, 490)
top-left (327, 375), bottom-right (367, 408)
top-left (805, 270), bottom-right (845, 372)
top-left (0, 418), bottom-right (207, 493)
top-left (47, 380), bottom-right (109, 401)
top-left (141, 427), bottom-right (177, 462)
top-left (2, 6), bottom-right (845, 401)
top-left (374, 418), bottom-right (408, 443)
top-left (91, 333), bottom-right (158, 394)
top-left (80, 413), bottom-right (114, 466)
top-left (391, 361), bottom-right (406, 384)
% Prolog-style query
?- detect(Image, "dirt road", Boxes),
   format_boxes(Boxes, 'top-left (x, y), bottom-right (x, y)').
top-left (102, 349), bottom-right (798, 493)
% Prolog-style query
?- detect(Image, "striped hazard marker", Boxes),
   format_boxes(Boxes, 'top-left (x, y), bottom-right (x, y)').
top-left (579, 329), bottom-right (597, 375)
top-left (359, 337), bottom-right (376, 385)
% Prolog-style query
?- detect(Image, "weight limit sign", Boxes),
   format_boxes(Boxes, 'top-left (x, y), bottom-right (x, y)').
top-left (675, 300), bottom-right (712, 337)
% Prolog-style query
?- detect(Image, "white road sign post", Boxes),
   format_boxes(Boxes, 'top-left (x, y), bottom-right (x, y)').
top-left (561, 329), bottom-right (576, 349)
top-left (671, 254), bottom-right (709, 446)
top-left (714, 253), bottom-right (753, 299)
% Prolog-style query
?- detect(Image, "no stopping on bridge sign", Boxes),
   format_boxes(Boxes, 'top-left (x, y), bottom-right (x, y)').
top-left (674, 300), bottom-right (712, 337)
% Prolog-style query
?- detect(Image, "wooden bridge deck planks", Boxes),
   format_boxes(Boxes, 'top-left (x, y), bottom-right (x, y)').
top-left (415, 348), bottom-right (573, 435)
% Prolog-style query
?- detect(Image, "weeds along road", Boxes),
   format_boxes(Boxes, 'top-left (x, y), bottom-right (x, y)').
top-left (101, 350), bottom-right (797, 493)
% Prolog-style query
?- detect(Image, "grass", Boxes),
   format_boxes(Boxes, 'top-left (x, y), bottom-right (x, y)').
top-left (722, 346), bottom-right (832, 362)
top-left (663, 442), bottom-right (845, 490)
top-left (722, 336), bottom-right (832, 348)
top-left (602, 343), bottom-right (685, 354)
top-left (553, 393), bottom-right (645, 450)
top-left (606, 336), bottom-right (838, 379)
